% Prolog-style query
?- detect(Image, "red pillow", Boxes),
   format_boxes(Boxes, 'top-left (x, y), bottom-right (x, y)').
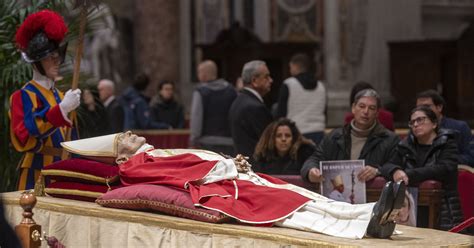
top-left (42, 158), bottom-right (119, 185)
top-left (96, 184), bottom-right (230, 223)
top-left (45, 181), bottom-right (122, 202)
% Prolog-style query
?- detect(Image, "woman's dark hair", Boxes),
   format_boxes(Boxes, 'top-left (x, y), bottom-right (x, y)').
top-left (254, 118), bottom-right (312, 162)
top-left (133, 73), bottom-right (150, 91)
top-left (158, 80), bottom-right (174, 91)
top-left (409, 105), bottom-right (438, 133)
top-left (349, 81), bottom-right (374, 106)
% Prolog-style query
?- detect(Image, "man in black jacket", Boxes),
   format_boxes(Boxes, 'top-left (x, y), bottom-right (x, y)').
top-left (151, 80), bottom-right (185, 129)
top-left (301, 89), bottom-right (399, 183)
top-left (98, 79), bottom-right (124, 133)
top-left (229, 60), bottom-right (273, 170)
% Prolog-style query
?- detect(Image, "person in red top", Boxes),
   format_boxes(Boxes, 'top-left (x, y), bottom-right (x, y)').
top-left (344, 81), bottom-right (394, 131)
top-left (9, 10), bottom-right (81, 190)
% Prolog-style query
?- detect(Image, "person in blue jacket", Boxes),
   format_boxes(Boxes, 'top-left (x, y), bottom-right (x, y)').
top-left (121, 73), bottom-right (170, 130)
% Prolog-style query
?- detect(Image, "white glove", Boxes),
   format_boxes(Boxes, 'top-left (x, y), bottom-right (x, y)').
top-left (60, 89), bottom-right (81, 114)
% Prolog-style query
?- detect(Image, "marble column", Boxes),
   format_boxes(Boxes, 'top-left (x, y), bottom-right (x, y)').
top-left (324, 0), bottom-right (351, 126)
top-left (254, 0), bottom-right (271, 42)
top-left (179, 0), bottom-right (193, 114)
top-left (134, 0), bottom-right (180, 99)
top-left (354, 0), bottom-right (422, 99)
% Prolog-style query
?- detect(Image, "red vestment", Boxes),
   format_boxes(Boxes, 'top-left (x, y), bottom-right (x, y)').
top-left (119, 152), bottom-right (311, 224)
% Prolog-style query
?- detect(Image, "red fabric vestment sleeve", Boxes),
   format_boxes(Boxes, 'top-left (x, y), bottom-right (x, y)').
top-left (119, 152), bottom-right (218, 188)
top-left (119, 152), bottom-right (311, 224)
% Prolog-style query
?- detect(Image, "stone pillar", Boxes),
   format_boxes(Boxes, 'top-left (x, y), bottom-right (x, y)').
top-left (324, 0), bottom-right (350, 126)
top-left (254, 0), bottom-right (270, 42)
top-left (179, 0), bottom-right (193, 114)
top-left (134, 0), bottom-right (180, 98)
top-left (354, 0), bottom-right (422, 98)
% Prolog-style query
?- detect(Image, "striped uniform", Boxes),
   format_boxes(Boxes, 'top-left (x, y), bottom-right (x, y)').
top-left (9, 80), bottom-right (77, 190)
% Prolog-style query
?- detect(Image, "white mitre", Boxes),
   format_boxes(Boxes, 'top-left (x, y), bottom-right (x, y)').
top-left (61, 133), bottom-right (122, 164)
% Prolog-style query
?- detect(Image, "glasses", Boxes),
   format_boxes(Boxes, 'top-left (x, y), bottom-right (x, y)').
top-left (408, 116), bottom-right (428, 127)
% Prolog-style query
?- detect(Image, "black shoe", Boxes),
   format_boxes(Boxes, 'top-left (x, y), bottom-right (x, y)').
top-left (367, 181), bottom-right (396, 238)
top-left (385, 181), bottom-right (406, 223)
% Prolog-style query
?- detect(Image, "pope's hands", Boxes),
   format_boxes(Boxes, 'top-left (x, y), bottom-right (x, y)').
top-left (234, 154), bottom-right (252, 173)
top-left (60, 89), bottom-right (81, 114)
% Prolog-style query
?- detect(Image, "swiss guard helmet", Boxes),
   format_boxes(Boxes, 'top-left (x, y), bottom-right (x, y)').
top-left (15, 10), bottom-right (68, 74)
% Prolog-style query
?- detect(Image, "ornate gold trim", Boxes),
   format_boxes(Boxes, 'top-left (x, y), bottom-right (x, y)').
top-left (41, 170), bottom-right (119, 184)
top-left (44, 188), bottom-right (103, 198)
top-left (96, 199), bottom-right (229, 223)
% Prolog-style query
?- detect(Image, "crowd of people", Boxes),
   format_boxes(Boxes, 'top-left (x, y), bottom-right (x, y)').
top-left (7, 9), bottom-right (473, 235)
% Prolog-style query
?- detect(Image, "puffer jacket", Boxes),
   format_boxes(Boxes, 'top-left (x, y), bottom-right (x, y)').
top-left (301, 122), bottom-right (400, 182)
top-left (381, 129), bottom-right (464, 230)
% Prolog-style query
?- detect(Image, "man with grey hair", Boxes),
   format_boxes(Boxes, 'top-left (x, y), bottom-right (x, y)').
top-left (229, 60), bottom-right (273, 170)
top-left (190, 60), bottom-right (237, 155)
top-left (301, 89), bottom-right (399, 183)
top-left (98, 79), bottom-right (124, 133)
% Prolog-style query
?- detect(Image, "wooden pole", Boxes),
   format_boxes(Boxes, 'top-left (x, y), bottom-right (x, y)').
top-left (71, 5), bottom-right (87, 90)
top-left (66, 4), bottom-right (88, 142)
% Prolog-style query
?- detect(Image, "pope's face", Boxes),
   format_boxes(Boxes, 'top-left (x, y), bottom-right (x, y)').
top-left (395, 195), bottom-right (410, 224)
top-left (117, 131), bottom-right (146, 159)
top-left (336, 185), bottom-right (344, 193)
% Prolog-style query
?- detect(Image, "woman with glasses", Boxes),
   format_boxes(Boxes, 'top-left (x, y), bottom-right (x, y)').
top-left (381, 106), bottom-right (464, 230)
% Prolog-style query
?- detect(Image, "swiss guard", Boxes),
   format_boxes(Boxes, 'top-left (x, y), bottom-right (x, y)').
top-left (9, 10), bottom-right (81, 190)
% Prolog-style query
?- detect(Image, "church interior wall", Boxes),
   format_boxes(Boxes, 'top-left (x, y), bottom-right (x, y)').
top-left (83, 0), bottom-right (474, 127)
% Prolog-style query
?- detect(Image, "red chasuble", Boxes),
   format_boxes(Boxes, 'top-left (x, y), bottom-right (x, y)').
top-left (119, 152), bottom-right (311, 224)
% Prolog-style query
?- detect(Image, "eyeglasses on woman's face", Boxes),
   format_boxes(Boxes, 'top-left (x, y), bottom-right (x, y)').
top-left (408, 116), bottom-right (428, 128)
